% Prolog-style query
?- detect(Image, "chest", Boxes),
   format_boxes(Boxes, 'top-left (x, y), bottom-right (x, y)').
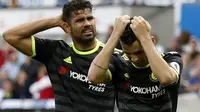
top-left (51, 48), bottom-right (97, 75)
top-left (119, 66), bottom-right (167, 99)
top-left (121, 67), bottom-right (160, 86)
top-left (46, 48), bottom-right (110, 93)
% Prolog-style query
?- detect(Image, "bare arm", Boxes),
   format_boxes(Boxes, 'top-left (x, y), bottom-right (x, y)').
top-left (131, 16), bottom-right (178, 86)
top-left (88, 33), bottom-right (121, 84)
top-left (141, 38), bottom-right (178, 86)
top-left (2, 16), bottom-right (64, 56)
top-left (88, 15), bottom-right (131, 84)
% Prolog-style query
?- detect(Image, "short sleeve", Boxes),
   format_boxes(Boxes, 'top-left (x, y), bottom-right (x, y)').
top-left (109, 51), bottom-right (126, 82)
top-left (163, 52), bottom-right (183, 111)
top-left (163, 51), bottom-right (183, 83)
top-left (31, 36), bottom-right (59, 64)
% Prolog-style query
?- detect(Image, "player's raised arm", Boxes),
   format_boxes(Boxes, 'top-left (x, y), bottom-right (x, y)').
top-left (2, 15), bottom-right (66, 57)
top-left (88, 15), bottom-right (131, 84)
top-left (130, 16), bottom-right (182, 86)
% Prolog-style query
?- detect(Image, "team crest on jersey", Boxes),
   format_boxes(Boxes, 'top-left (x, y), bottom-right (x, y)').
top-left (149, 73), bottom-right (159, 82)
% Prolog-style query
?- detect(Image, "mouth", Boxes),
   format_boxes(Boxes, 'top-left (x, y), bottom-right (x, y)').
top-left (82, 29), bottom-right (93, 36)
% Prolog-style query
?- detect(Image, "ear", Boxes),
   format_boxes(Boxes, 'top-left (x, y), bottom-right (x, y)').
top-left (151, 36), bottom-right (156, 44)
top-left (60, 22), bottom-right (71, 33)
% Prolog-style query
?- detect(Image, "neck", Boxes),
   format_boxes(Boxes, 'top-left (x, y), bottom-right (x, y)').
top-left (72, 39), bottom-right (97, 51)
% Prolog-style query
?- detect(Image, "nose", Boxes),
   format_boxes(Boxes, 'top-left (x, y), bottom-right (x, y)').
top-left (84, 20), bottom-right (91, 26)
top-left (131, 57), bottom-right (139, 63)
top-left (130, 55), bottom-right (139, 62)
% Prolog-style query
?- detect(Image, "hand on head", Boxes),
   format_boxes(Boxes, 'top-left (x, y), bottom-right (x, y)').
top-left (130, 16), bottom-right (152, 41)
top-left (56, 15), bottom-right (69, 33)
top-left (112, 15), bottom-right (151, 42)
top-left (112, 15), bottom-right (131, 37)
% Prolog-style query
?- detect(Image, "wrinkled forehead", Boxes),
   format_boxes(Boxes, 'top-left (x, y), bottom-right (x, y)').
top-left (71, 8), bottom-right (92, 16)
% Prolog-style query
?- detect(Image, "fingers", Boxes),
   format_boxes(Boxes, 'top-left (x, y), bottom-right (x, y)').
top-left (113, 15), bottom-right (132, 37)
top-left (131, 16), bottom-right (146, 26)
top-left (116, 15), bottom-right (131, 21)
top-left (122, 15), bottom-right (131, 20)
top-left (129, 16), bottom-right (152, 41)
top-left (130, 16), bottom-right (151, 31)
top-left (139, 16), bottom-right (151, 32)
top-left (118, 15), bottom-right (131, 25)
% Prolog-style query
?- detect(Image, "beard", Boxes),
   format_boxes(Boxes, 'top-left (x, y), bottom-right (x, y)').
top-left (72, 32), bottom-right (96, 45)
top-left (78, 35), bottom-right (95, 45)
top-left (71, 30), bottom-right (96, 45)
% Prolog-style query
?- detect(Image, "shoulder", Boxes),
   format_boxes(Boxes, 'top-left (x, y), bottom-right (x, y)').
top-left (112, 50), bottom-right (130, 65)
top-left (112, 48), bottom-right (124, 59)
top-left (161, 51), bottom-right (182, 62)
top-left (162, 51), bottom-right (183, 68)
top-left (113, 48), bottom-right (123, 57)
top-left (58, 40), bottom-right (71, 48)
top-left (34, 37), bottom-right (66, 47)
top-left (162, 51), bottom-right (181, 58)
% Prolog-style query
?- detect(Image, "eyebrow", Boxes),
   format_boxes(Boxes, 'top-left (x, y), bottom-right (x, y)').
top-left (74, 15), bottom-right (94, 22)
top-left (75, 17), bottom-right (85, 22)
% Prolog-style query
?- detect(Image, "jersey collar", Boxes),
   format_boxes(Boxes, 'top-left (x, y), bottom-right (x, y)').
top-left (131, 63), bottom-right (150, 69)
top-left (71, 39), bottom-right (100, 55)
top-left (131, 53), bottom-right (164, 69)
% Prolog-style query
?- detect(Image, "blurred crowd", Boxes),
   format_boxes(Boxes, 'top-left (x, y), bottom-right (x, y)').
top-left (159, 32), bottom-right (200, 95)
top-left (0, 0), bottom-right (198, 8)
top-left (0, 40), bottom-right (54, 101)
top-left (0, 0), bottom-right (148, 8)
top-left (0, 0), bottom-right (69, 8)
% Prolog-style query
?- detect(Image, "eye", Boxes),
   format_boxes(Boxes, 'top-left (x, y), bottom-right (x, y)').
top-left (76, 18), bottom-right (84, 23)
top-left (87, 16), bottom-right (94, 21)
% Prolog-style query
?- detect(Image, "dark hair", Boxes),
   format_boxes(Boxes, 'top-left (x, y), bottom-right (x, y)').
top-left (120, 19), bottom-right (137, 45)
top-left (62, 0), bottom-right (93, 22)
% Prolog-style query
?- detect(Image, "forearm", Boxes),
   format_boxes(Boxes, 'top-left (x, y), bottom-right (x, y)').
top-left (88, 15), bottom-right (130, 84)
top-left (3, 18), bottom-right (61, 38)
top-left (2, 18), bottom-right (62, 56)
top-left (93, 33), bottom-right (120, 68)
top-left (88, 33), bottom-right (120, 84)
top-left (141, 38), bottom-right (177, 85)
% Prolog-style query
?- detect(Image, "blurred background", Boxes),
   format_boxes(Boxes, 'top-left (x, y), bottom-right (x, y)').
top-left (0, 0), bottom-right (200, 112)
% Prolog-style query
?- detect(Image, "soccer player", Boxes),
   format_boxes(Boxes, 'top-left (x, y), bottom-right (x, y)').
top-left (88, 15), bottom-right (183, 112)
top-left (3, 0), bottom-right (117, 112)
